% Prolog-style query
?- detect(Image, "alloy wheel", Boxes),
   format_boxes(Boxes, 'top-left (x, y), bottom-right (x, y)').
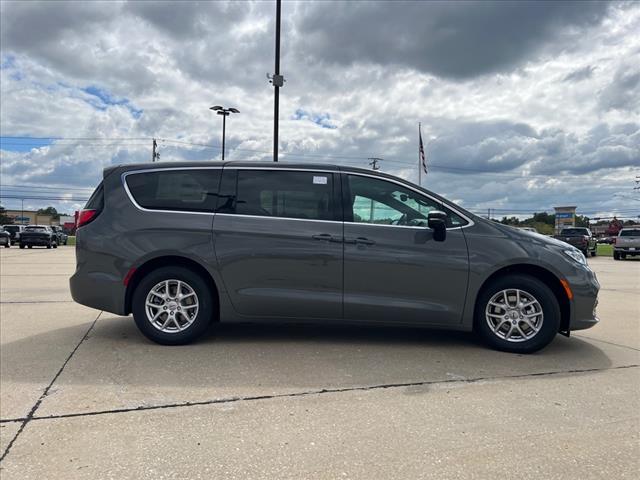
top-left (485, 289), bottom-right (544, 343)
top-left (145, 279), bottom-right (199, 333)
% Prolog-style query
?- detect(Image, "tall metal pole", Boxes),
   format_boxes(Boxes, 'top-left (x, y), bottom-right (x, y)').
top-left (418, 123), bottom-right (422, 187)
top-left (273, 0), bottom-right (282, 162)
top-left (221, 113), bottom-right (227, 161)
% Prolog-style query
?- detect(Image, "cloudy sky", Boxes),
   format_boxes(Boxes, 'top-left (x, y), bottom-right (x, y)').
top-left (1, 0), bottom-right (639, 219)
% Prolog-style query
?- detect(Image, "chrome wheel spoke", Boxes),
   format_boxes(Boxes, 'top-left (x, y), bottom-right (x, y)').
top-left (485, 288), bottom-right (544, 343)
top-left (145, 279), bottom-right (199, 333)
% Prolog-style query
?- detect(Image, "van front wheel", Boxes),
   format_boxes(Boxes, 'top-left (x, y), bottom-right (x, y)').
top-left (475, 275), bottom-right (560, 354)
top-left (132, 266), bottom-right (214, 345)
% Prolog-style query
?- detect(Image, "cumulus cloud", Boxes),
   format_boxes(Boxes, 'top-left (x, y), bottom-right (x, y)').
top-left (0, 0), bottom-right (639, 218)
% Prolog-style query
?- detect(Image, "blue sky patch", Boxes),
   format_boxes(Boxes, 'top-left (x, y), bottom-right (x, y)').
top-left (81, 85), bottom-right (143, 119)
top-left (0, 136), bottom-right (54, 152)
top-left (292, 108), bottom-right (337, 129)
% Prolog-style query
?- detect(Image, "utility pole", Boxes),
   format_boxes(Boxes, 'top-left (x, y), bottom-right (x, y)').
top-left (368, 157), bottom-right (382, 171)
top-left (152, 138), bottom-right (160, 162)
top-left (269, 0), bottom-right (285, 162)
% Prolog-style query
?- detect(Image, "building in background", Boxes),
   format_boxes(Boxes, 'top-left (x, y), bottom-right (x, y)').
top-left (4, 210), bottom-right (56, 226)
top-left (554, 206), bottom-right (577, 234)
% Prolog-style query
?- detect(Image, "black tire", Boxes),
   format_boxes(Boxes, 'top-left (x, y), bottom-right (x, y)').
top-left (19, 243), bottom-right (25, 249)
top-left (613, 251), bottom-right (620, 260)
top-left (46, 243), bottom-right (52, 249)
top-left (475, 274), bottom-right (560, 354)
top-left (590, 249), bottom-right (596, 257)
top-left (53, 243), bottom-right (58, 249)
top-left (621, 253), bottom-right (627, 260)
top-left (27, 245), bottom-right (32, 249)
top-left (132, 266), bottom-right (215, 345)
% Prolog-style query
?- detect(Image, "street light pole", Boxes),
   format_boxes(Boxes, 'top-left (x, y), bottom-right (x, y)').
top-left (269, 0), bottom-right (285, 162)
top-left (209, 106), bottom-right (239, 161)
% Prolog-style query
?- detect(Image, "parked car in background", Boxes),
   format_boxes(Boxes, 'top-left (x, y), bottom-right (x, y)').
top-left (613, 227), bottom-right (640, 260)
top-left (0, 227), bottom-right (10, 248)
top-left (51, 226), bottom-right (68, 245)
top-left (19, 225), bottom-right (57, 249)
top-left (2, 224), bottom-right (25, 245)
top-left (71, 161), bottom-right (600, 354)
top-left (554, 227), bottom-right (597, 257)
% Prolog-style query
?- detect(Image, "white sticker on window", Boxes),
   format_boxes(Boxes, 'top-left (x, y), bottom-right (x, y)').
top-left (313, 176), bottom-right (328, 185)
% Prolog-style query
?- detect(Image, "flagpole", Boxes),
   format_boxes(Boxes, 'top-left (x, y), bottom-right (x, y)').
top-left (418, 123), bottom-right (422, 187)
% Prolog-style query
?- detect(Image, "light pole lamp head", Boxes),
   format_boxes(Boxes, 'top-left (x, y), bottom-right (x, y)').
top-left (210, 105), bottom-right (223, 111)
top-left (228, 108), bottom-right (240, 114)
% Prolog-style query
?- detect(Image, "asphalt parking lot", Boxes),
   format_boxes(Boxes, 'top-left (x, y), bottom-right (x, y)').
top-left (0, 246), bottom-right (638, 479)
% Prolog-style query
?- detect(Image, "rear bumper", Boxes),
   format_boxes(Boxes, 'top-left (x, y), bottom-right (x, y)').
top-left (70, 268), bottom-right (127, 315)
top-left (20, 237), bottom-right (51, 245)
top-left (614, 247), bottom-right (639, 255)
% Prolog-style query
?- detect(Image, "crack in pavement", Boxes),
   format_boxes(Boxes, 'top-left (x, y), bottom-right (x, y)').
top-left (0, 312), bottom-right (102, 463)
top-left (0, 364), bottom-right (637, 427)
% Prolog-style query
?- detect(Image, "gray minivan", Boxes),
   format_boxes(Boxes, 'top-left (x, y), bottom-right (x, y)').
top-left (70, 162), bottom-right (599, 353)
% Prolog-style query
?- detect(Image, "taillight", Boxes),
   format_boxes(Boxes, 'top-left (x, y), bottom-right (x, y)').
top-left (77, 209), bottom-right (99, 228)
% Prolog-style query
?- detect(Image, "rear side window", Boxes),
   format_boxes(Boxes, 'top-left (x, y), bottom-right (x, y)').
top-left (235, 170), bottom-right (335, 221)
top-left (125, 169), bottom-right (221, 212)
top-left (85, 182), bottom-right (104, 211)
top-left (620, 229), bottom-right (640, 236)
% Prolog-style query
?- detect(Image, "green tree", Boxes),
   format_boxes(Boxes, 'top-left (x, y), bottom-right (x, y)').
top-left (0, 205), bottom-right (13, 224)
top-left (36, 206), bottom-right (60, 220)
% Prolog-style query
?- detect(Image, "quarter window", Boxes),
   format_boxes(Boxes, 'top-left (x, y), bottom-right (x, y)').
top-left (126, 169), bottom-right (221, 212)
top-left (235, 170), bottom-right (334, 221)
top-left (347, 175), bottom-right (466, 227)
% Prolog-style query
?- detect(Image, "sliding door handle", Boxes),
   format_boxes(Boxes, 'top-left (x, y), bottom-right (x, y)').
top-left (312, 234), bottom-right (333, 241)
top-left (343, 236), bottom-right (376, 246)
top-left (355, 237), bottom-right (376, 245)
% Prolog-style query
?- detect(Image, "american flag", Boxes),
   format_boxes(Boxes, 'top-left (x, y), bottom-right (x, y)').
top-left (419, 124), bottom-right (427, 174)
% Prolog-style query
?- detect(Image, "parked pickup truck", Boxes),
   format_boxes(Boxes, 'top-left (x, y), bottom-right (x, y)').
top-left (554, 227), bottom-right (597, 257)
top-left (19, 225), bottom-right (57, 249)
top-left (613, 227), bottom-right (640, 260)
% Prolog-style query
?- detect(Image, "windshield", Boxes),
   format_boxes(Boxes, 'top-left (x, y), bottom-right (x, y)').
top-left (25, 226), bottom-right (47, 232)
top-left (3, 226), bottom-right (19, 233)
top-left (620, 229), bottom-right (640, 236)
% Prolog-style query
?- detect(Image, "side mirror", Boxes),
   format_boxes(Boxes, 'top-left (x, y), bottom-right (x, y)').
top-left (427, 210), bottom-right (447, 242)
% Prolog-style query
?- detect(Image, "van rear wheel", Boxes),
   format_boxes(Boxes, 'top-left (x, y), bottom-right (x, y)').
top-left (132, 266), bottom-right (214, 345)
top-left (475, 275), bottom-right (560, 354)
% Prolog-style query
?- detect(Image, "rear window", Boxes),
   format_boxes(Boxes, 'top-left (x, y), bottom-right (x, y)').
top-left (125, 169), bottom-right (221, 212)
top-left (25, 226), bottom-right (47, 232)
top-left (620, 229), bottom-right (640, 236)
top-left (561, 228), bottom-right (589, 235)
top-left (3, 226), bottom-right (19, 233)
top-left (85, 182), bottom-right (104, 211)
top-left (235, 170), bottom-right (335, 221)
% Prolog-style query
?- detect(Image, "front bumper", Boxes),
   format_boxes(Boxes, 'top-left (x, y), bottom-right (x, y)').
top-left (568, 267), bottom-right (600, 331)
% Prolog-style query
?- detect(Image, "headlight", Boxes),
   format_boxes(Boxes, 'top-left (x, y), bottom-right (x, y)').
top-left (564, 249), bottom-right (587, 266)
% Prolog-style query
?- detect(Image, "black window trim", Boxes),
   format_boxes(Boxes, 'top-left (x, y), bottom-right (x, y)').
top-left (121, 166), bottom-right (473, 228)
